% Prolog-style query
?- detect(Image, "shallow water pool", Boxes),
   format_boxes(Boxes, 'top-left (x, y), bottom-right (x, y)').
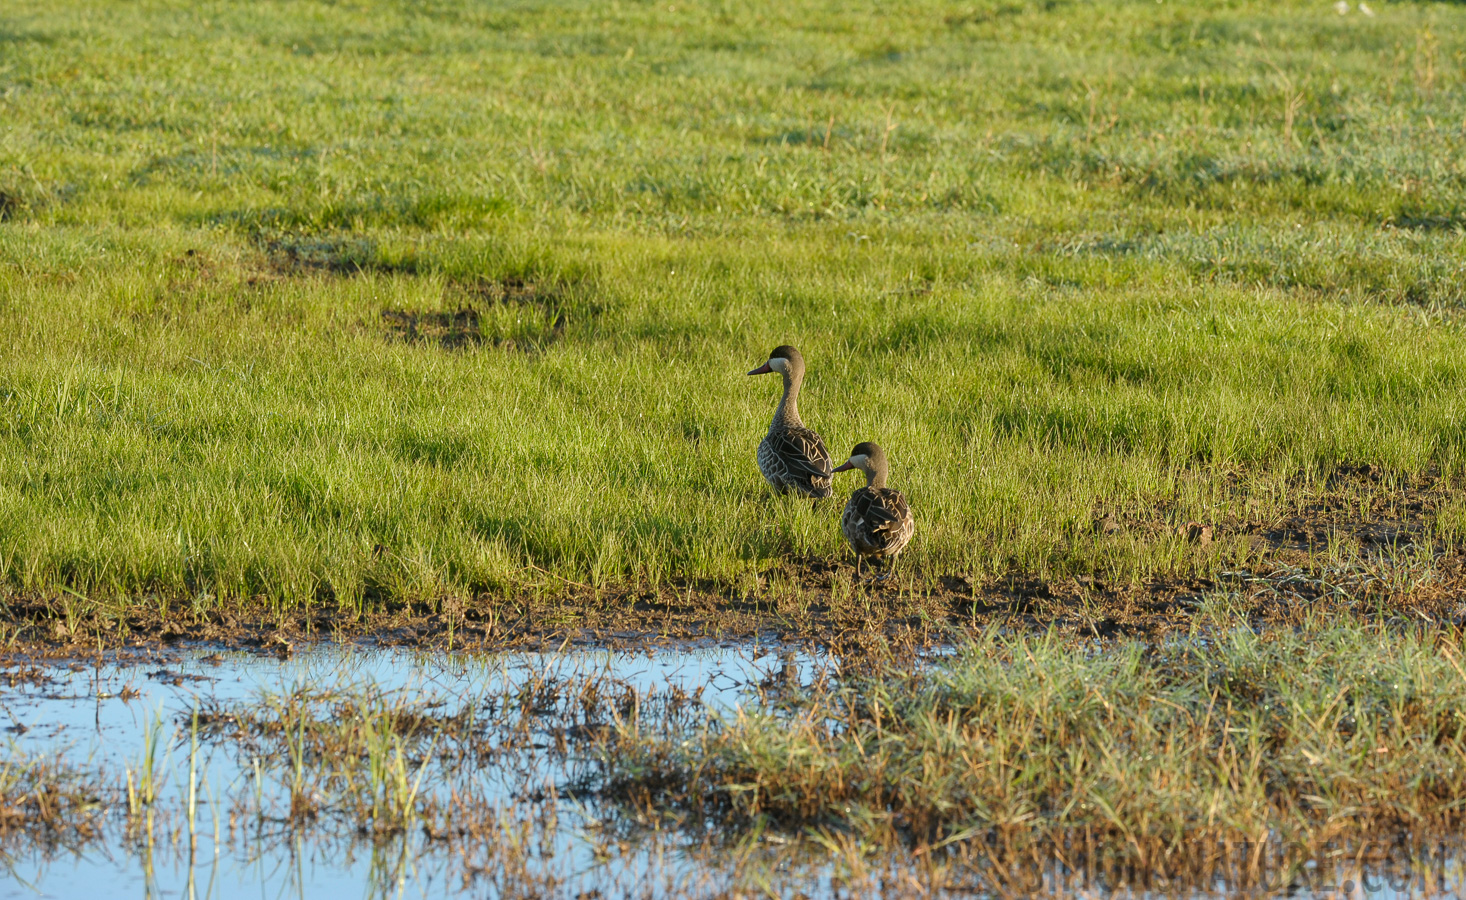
top-left (2, 641), bottom-right (830, 899)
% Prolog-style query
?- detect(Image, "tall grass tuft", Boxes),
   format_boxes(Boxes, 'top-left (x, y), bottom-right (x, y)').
top-left (600, 622), bottom-right (1466, 871)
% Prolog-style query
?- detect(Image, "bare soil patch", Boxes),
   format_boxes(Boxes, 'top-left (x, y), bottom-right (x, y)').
top-left (239, 234), bottom-right (590, 350)
top-left (378, 277), bottom-right (585, 351)
top-left (1238, 464), bottom-right (1441, 552)
top-left (456, 274), bottom-right (555, 307)
top-left (379, 278), bottom-right (574, 351)
top-left (1, 559), bottom-right (1460, 664)
top-left (381, 306), bottom-right (483, 349)
top-left (260, 236), bottom-right (407, 276)
top-left (454, 275), bottom-right (582, 349)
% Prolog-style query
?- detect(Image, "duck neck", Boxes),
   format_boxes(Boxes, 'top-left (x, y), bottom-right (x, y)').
top-left (865, 466), bottom-right (887, 490)
top-left (772, 369), bottom-right (802, 429)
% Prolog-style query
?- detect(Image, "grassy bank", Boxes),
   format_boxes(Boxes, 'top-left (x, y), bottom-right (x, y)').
top-left (2, 0), bottom-right (1466, 612)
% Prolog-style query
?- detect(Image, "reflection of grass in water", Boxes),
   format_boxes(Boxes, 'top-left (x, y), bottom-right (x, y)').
top-left (0, 752), bottom-right (108, 853)
top-left (3, 658), bottom-right (697, 894)
top-left (7, 633), bottom-right (1466, 893)
top-left (601, 622), bottom-right (1466, 889)
top-left (0, 657), bottom-right (716, 894)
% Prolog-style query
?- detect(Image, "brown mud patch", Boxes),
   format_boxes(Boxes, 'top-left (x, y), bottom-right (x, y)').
top-left (1230, 464), bottom-right (1443, 554)
top-left (380, 278), bottom-right (576, 352)
top-left (1, 559), bottom-right (1461, 665)
top-left (0, 756), bottom-right (107, 848)
top-left (235, 233), bottom-right (593, 350)
top-left (1090, 464), bottom-right (1446, 551)
top-left (381, 306), bottom-right (484, 349)
top-left (0, 189), bottom-right (20, 222)
top-left (257, 236), bottom-right (402, 277)
top-left (4, 467), bottom-right (1462, 660)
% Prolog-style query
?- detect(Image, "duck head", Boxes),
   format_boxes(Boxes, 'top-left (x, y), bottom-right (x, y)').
top-left (833, 441), bottom-right (889, 488)
top-left (747, 345), bottom-right (805, 378)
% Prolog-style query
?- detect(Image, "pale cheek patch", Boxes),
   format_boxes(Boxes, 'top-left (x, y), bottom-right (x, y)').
top-left (768, 357), bottom-right (789, 374)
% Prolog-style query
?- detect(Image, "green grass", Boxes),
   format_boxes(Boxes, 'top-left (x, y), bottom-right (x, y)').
top-left (600, 620), bottom-right (1466, 875)
top-left (3, 0), bottom-right (1466, 610)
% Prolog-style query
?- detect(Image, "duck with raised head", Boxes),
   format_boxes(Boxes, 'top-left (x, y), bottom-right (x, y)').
top-left (746, 345), bottom-right (833, 499)
top-left (832, 441), bottom-right (915, 577)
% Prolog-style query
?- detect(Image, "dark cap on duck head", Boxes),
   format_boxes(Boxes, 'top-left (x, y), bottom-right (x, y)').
top-left (833, 441), bottom-right (885, 471)
top-left (833, 442), bottom-right (890, 487)
top-left (747, 344), bottom-right (805, 376)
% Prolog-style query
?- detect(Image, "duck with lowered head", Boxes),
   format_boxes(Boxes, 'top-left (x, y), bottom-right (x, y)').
top-left (746, 345), bottom-right (833, 499)
top-left (832, 441), bottom-right (915, 578)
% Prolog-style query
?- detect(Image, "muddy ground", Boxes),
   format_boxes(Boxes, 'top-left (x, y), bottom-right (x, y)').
top-left (4, 468), bottom-right (1464, 660)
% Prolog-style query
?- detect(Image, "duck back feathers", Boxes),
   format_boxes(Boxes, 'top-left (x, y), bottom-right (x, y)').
top-left (758, 425), bottom-right (834, 498)
top-left (841, 485), bottom-right (914, 558)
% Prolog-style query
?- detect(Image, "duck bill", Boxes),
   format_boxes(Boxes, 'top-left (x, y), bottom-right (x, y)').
top-left (832, 460), bottom-right (855, 473)
top-left (746, 362), bottom-right (774, 375)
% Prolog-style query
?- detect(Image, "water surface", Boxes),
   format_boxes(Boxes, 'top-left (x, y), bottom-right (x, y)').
top-left (2, 642), bottom-right (1460, 899)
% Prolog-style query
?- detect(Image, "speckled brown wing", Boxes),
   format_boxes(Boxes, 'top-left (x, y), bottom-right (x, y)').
top-left (841, 486), bottom-right (915, 558)
top-left (758, 425), bottom-right (834, 498)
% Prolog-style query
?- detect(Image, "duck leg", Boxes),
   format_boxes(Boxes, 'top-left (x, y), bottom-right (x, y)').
top-left (873, 556), bottom-right (894, 582)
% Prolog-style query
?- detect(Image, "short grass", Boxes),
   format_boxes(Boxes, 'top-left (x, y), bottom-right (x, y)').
top-left (3, 0), bottom-right (1466, 611)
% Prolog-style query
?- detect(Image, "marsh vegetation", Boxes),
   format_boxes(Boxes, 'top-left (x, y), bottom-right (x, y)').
top-left (8, 627), bottom-right (1466, 897)
top-left (6, 0), bottom-right (1466, 894)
